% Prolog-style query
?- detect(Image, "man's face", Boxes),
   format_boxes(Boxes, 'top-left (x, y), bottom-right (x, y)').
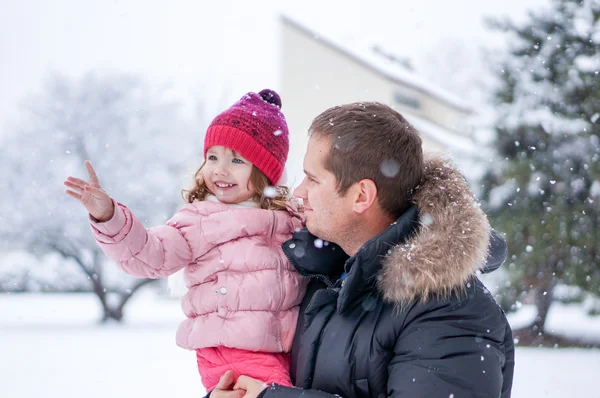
top-left (294, 135), bottom-right (355, 245)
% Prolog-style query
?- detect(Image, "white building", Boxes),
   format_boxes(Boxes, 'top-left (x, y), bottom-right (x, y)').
top-left (279, 15), bottom-right (479, 184)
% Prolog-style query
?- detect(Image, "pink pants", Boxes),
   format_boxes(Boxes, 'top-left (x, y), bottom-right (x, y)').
top-left (196, 346), bottom-right (292, 391)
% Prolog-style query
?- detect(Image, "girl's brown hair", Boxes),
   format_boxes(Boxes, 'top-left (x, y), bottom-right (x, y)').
top-left (182, 161), bottom-right (290, 211)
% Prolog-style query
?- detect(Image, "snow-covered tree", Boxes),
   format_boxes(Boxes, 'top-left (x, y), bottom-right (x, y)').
top-left (0, 71), bottom-right (203, 321)
top-left (483, 0), bottom-right (600, 340)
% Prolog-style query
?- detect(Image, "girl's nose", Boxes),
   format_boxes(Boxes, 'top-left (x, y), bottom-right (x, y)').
top-left (214, 165), bottom-right (229, 176)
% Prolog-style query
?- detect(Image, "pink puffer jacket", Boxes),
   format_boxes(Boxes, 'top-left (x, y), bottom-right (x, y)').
top-left (90, 199), bottom-right (308, 353)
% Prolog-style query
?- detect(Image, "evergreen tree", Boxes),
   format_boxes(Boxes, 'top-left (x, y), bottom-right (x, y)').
top-left (484, 0), bottom-right (600, 337)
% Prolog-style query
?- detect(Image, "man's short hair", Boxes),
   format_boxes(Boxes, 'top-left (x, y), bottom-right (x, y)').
top-left (309, 102), bottom-right (423, 218)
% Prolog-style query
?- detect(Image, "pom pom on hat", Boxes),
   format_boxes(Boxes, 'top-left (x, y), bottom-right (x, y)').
top-left (258, 89), bottom-right (282, 109)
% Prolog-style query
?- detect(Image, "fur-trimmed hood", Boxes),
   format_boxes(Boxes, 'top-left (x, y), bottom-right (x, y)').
top-left (376, 156), bottom-right (494, 307)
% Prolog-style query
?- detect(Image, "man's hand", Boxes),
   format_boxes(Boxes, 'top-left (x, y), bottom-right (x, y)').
top-left (210, 371), bottom-right (245, 398)
top-left (234, 376), bottom-right (268, 398)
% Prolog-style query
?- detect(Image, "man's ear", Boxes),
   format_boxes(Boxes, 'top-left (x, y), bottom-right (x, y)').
top-left (352, 179), bottom-right (378, 214)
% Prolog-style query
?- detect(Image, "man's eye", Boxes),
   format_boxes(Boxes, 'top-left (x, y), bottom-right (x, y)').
top-left (232, 158), bottom-right (244, 164)
top-left (208, 155), bottom-right (217, 161)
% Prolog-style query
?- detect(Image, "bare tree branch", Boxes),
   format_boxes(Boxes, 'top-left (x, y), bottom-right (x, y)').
top-left (116, 278), bottom-right (157, 314)
top-left (0, 71), bottom-right (206, 321)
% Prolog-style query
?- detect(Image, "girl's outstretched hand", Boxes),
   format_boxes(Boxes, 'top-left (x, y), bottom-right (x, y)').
top-left (64, 160), bottom-right (114, 222)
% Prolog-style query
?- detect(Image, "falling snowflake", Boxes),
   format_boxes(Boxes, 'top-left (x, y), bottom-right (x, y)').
top-left (264, 186), bottom-right (277, 198)
top-left (421, 213), bottom-right (434, 226)
top-left (380, 159), bottom-right (400, 178)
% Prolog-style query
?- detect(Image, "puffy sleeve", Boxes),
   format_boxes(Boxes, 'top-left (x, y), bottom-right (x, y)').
top-left (90, 200), bottom-right (209, 278)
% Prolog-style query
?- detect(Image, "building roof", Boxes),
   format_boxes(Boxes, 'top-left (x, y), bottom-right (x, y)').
top-left (281, 14), bottom-right (475, 114)
top-left (405, 113), bottom-right (478, 154)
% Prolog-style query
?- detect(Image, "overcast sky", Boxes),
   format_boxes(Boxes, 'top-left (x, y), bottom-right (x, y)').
top-left (0, 0), bottom-right (549, 133)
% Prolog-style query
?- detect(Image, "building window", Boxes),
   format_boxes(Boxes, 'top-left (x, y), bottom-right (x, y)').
top-left (394, 92), bottom-right (421, 110)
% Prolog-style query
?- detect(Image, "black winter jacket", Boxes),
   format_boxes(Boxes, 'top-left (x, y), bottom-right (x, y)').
top-left (261, 158), bottom-right (514, 398)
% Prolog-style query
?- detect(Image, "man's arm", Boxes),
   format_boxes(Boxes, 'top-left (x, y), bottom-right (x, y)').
top-left (254, 308), bottom-right (508, 398)
top-left (258, 385), bottom-right (338, 398)
top-left (386, 301), bottom-right (508, 397)
top-left (209, 373), bottom-right (338, 398)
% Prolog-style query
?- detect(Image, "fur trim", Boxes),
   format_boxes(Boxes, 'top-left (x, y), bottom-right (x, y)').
top-left (168, 269), bottom-right (188, 298)
top-left (377, 155), bottom-right (491, 307)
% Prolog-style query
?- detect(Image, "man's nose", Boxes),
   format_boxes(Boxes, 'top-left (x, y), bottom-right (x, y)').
top-left (293, 178), bottom-right (308, 199)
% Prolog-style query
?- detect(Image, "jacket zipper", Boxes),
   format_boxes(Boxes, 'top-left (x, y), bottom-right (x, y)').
top-left (270, 210), bottom-right (277, 240)
top-left (282, 245), bottom-right (335, 288)
top-left (271, 211), bottom-right (285, 351)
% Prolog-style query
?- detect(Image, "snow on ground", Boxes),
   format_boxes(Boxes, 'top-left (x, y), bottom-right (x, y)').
top-left (0, 292), bottom-right (204, 398)
top-left (507, 302), bottom-right (600, 343)
top-left (1, 292), bottom-right (599, 398)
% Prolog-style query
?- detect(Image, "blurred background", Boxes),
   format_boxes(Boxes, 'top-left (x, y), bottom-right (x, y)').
top-left (0, 0), bottom-right (598, 397)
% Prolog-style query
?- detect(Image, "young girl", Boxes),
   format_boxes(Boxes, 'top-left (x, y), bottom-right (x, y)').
top-left (64, 89), bottom-right (308, 392)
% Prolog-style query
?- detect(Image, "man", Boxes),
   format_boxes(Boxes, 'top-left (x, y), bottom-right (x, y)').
top-left (214, 102), bottom-right (514, 397)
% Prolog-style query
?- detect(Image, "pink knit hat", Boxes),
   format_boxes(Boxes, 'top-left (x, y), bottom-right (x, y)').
top-left (203, 89), bottom-right (289, 185)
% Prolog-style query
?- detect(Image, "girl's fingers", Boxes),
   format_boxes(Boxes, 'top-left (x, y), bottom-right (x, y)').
top-left (65, 189), bottom-right (82, 201)
top-left (66, 176), bottom-right (89, 188)
top-left (64, 180), bottom-right (84, 193)
top-left (85, 160), bottom-right (101, 187)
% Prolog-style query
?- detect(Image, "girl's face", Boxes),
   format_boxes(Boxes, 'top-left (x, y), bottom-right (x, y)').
top-left (202, 146), bottom-right (255, 204)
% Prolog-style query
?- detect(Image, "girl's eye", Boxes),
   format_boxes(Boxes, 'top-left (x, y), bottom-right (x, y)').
top-left (208, 155), bottom-right (217, 161)
top-left (232, 158), bottom-right (244, 164)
